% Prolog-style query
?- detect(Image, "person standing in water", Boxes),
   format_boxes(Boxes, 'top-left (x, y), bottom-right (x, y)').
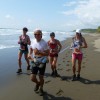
top-left (48, 32), bottom-right (62, 77)
top-left (17, 27), bottom-right (31, 73)
top-left (71, 29), bottom-right (87, 81)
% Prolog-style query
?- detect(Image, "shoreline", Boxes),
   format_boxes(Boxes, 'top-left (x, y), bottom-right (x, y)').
top-left (0, 33), bottom-right (100, 100)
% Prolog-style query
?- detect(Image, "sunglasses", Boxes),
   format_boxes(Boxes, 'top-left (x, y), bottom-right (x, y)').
top-left (50, 35), bottom-right (55, 36)
top-left (34, 34), bottom-right (41, 36)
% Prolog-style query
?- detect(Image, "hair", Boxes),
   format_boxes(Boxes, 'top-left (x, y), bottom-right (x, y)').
top-left (79, 33), bottom-right (82, 37)
top-left (50, 32), bottom-right (55, 37)
top-left (23, 27), bottom-right (28, 32)
top-left (34, 29), bottom-right (42, 35)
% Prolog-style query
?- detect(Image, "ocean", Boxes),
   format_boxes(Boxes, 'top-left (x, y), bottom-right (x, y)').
top-left (0, 28), bottom-right (74, 50)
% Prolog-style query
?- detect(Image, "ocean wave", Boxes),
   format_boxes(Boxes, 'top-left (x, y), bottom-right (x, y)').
top-left (0, 45), bottom-right (18, 50)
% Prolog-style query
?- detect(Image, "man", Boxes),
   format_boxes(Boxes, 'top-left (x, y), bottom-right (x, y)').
top-left (17, 27), bottom-right (31, 73)
top-left (28, 29), bottom-right (49, 96)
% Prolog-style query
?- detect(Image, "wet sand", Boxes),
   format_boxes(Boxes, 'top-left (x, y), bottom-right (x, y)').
top-left (0, 33), bottom-right (100, 100)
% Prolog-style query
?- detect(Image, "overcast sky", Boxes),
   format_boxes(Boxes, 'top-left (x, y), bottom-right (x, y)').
top-left (0, 0), bottom-right (100, 31)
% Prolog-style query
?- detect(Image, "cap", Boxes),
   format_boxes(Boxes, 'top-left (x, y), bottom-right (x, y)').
top-left (50, 32), bottom-right (55, 36)
top-left (76, 29), bottom-right (81, 33)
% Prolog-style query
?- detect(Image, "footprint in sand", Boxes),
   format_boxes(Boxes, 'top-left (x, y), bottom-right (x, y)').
top-left (83, 56), bottom-right (87, 58)
top-left (63, 60), bottom-right (65, 62)
top-left (66, 64), bottom-right (70, 66)
top-left (83, 62), bottom-right (86, 64)
top-left (57, 68), bottom-right (63, 70)
top-left (66, 69), bottom-right (71, 71)
top-left (56, 89), bottom-right (64, 96)
top-left (45, 80), bottom-right (51, 84)
top-left (82, 66), bottom-right (86, 68)
top-left (67, 60), bottom-right (70, 62)
top-left (58, 64), bottom-right (61, 66)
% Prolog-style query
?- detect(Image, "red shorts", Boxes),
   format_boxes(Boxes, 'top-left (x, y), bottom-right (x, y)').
top-left (49, 53), bottom-right (58, 57)
top-left (72, 53), bottom-right (83, 60)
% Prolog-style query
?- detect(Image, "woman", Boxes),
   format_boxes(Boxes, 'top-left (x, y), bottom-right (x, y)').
top-left (48, 32), bottom-right (62, 76)
top-left (17, 27), bottom-right (31, 73)
top-left (71, 29), bottom-right (87, 81)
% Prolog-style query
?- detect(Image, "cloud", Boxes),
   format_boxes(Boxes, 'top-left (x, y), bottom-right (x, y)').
top-left (27, 19), bottom-right (32, 23)
top-left (62, 0), bottom-right (100, 29)
top-left (5, 14), bottom-right (14, 19)
top-left (63, 1), bottom-right (77, 7)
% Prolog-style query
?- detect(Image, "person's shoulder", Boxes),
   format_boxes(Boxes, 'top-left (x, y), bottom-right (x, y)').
top-left (55, 39), bottom-right (60, 43)
top-left (41, 39), bottom-right (47, 42)
top-left (26, 35), bottom-right (30, 38)
top-left (31, 39), bottom-right (36, 43)
top-left (41, 39), bottom-right (48, 45)
top-left (19, 35), bottom-right (22, 37)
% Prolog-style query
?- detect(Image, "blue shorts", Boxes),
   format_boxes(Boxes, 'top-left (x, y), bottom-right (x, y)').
top-left (19, 49), bottom-right (28, 54)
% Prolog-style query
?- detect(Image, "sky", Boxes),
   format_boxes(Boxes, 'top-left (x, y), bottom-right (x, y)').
top-left (0, 0), bottom-right (100, 31)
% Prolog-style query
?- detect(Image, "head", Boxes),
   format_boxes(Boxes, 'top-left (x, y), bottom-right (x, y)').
top-left (75, 29), bottom-right (82, 37)
top-left (23, 27), bottom-right (28, 33)
top-left (34, 29), bottom-right (42, 41)
top-left (50, 32), bottom-right (55, 39)
top-left (23, 27), bottom-right (28, 35)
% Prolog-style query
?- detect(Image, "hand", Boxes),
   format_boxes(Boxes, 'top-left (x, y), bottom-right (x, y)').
top-left (34, 48), bottom-right (40, 54)
top-left (28, 55), bottom-right (32, 59)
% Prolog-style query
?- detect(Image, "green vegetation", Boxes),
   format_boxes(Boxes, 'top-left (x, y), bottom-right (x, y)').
top-left (97, 26), bottom-right (100, 33)
top-left (73, 26), bottom-right (100, 33)
top-left (81, 29), bottom-right (97, 33)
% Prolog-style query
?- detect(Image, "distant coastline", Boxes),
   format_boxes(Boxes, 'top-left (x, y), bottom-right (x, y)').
top-left (73, 26), bottom-right (100, 33)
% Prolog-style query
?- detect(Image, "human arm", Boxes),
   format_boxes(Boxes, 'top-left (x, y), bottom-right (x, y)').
top-left (80, 37), bottom-right (87, 48)
top-left (27, 36), bottom-right (31, 45)
top-left (28, 47), bottom-right (34, 61)
top-left (57, 40), bottom-right (62, 52)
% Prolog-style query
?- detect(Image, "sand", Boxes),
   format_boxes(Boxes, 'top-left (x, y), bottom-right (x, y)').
top-left (0, 33), bottom-right (100, 100)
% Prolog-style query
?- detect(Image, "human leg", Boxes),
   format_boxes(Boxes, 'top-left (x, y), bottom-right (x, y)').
top-left (72, 53), bottom-right (76, 75)
top-left (38, 63), bottom-right (46, 96)
top-left (77, 54), bottom-right (83, 79)
top-left (49, 57), bottom-right (55, 75)
top-left (72, 53), bottom-right (76, 80)
top-left (24, 53), bottom-right (30, 70)
top-left (30, 74), bottom-right (40, 91)
top-left (31, 64), bottom-right (40, 91)
top-left (53, 57), bottom-right (59, 76)
top-left (17, 51), bottom-right (23, 73)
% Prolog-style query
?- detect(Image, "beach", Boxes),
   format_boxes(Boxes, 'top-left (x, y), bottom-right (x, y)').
top-left (0, 33), bottom-right (100, 100)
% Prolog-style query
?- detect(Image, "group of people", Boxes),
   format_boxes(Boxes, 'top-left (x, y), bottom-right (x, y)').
top-left (16, 27), bottom-right (87, 96)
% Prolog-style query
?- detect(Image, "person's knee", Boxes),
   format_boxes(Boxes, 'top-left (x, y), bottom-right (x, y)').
top-left (25, 57), bottom-right (28, 61)
top-left (30, 75), bottom-right (36, 82)
top-left (78, 66), bottom-right (81, 69)
top-left (39, 75), bottom-right (44, 81)
top-left (18, 58), bottom-right (21, 62)
top-left (72, 65), bottom-right (75, 69)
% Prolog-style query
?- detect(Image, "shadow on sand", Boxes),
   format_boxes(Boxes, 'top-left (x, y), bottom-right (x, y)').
top-left (43, 92), bottom-right (73, 100)
top-left (60, 76), bottom-right (100, 85)
top-left (78, 77), bottom-right (100, 85)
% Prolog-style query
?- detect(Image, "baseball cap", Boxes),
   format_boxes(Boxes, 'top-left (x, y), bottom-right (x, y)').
top-left (76, 29), bottom-right (81, 33)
